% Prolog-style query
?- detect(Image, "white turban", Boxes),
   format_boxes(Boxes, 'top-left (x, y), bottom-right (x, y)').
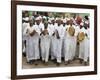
top-left (23, 17), bottom-right (29, 21)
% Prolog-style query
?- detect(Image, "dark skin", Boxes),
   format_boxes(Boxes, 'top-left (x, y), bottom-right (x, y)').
top-left (56, 30), bottom-right (60, 39)
top-left (84, 16), bottom-right (89, 20)
top-left (69, 19), bottom-right (73, 26)
top-left (52, 33), bottom-right (55, 36)
top-left (51, 20), bottom-right (55, 36)
top-left (52, 20), bottom-right (61, 38)
top-left (57, 20), bottom-right (62, 26)
top-left (80, 25), bottom-right (83, 29)
top-left (66, 20), bottom-right (70, 25)
top-left (83, 26), bottom-right (88, 37)
top-left (56, 20), bottom-right (62, 39)
top-left (29, 30), bottom-right (36, 36)
top-left (24, 11), bottom-right (29, 17)
top-left (51, 20), bottom-right (55, 25)
top-left (35, 20), bottom-right (41, 25)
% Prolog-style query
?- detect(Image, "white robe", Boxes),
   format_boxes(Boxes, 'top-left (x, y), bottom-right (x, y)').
top-left (25, 25), bottom-right (40, 62)
top-left (79, 27), bottom-right (89, 62)
top-left (63, 25), bottom-right (78, 61)
top-left (51, 24), bottom-right (64, 63)
top-left (22, 22), bottom-right (29, 53)
top-left (74, 25), bottom-right (80, 58)
top-left (40, 31), bottom-right (51, 62)
top-left (49, 24), bottom-right (56, 57)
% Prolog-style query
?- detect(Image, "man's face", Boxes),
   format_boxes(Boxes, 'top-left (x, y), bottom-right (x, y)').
top-left (51, 20), bottom-right (55, 24)
top-left (57, 20), bottom-right (62, 26)
top-left (69, 20), bottom-right (73, 26)
top-left (29, 20), bottom-right (33, 27)
top-left (44, 23), bottom-right (48, 29)
top-left (36, 20), bottom-right (40, 25)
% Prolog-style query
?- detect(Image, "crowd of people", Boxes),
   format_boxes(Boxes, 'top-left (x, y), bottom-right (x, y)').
top-left (22, 11), bottom-right (90, 66)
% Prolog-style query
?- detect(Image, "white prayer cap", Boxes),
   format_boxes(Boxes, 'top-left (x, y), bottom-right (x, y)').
top-left (85, 20), bottom-right (89, 24)
top-left (38, 16), bottom-right (42, 19)
top-left (23, 17), bottom-right (29, 21)
top-left (35, 17), bottom-right (40, 20)
top-left (55, 17), bottom-right (58, 21)
top-left (88, 16), bottom-right (90, 20)
top-left (63, 19), bottom-right (66, 23)
top-left (43, 16), bottom-right (47, 19)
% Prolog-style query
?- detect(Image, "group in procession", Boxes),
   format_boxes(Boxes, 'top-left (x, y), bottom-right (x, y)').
top-left (22, 11), bottom-right (90, 66)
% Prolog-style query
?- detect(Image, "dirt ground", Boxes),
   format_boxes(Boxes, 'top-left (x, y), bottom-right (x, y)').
top-left (22, 56), bottom-right (89, 69)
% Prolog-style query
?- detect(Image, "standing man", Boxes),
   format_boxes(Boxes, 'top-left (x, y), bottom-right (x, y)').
top-left (40, 23), bottom-right (51, 65)
top-left (78, 23), bottom-right (89, 65)
top-left (51, 18), bottom-right (64, 66)
top-left (24, 20), bottom-right (40, 64)
top-left (49, 18), bottom-right (56, 61)
top-left (63, 19), bottom-right (77, 65)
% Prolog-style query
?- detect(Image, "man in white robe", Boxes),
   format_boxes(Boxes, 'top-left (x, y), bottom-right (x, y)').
top-left (40, 23), bottom-right (51, 65)
top-left (78, 25), bottom-right (89, 65)
top-left (74, 25), bottom-right (80, 59)
top-left (48, 19), bottom-right (55, 36)
top-left (63, 19), bottom-right (78, 65)
top-left (51, 19), bottom-right (64, 66)
top-left (48, 18), bottom-right (56, 61)
top-left (35, 17), bottom-right (44, 32)
top-left (24, 17), bottom-right (42, 65)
